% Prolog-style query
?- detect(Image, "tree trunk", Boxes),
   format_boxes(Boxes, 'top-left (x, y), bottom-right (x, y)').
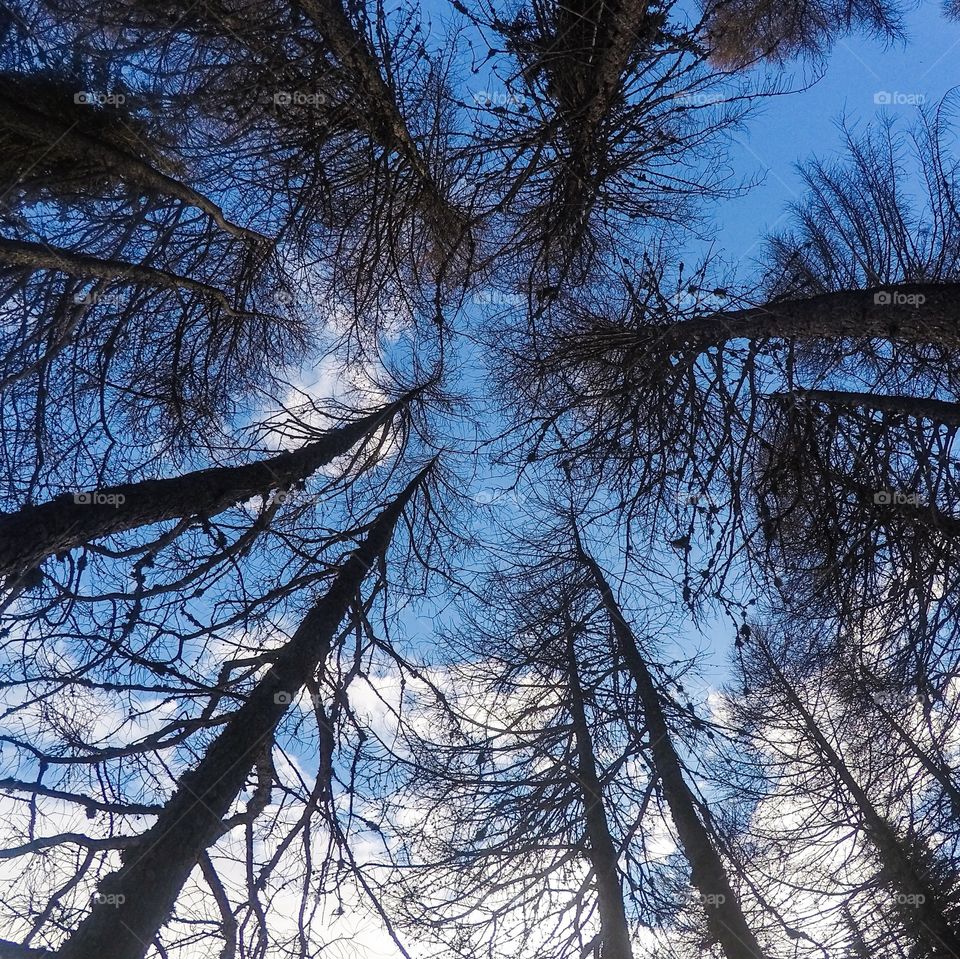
top-left (0, 396), bottom-right (410, 578)
top-left (607, 284), bottom-right (960, 359)
top-left (0, 238), bottom-right (238, 315)
top-left (759, 638), bottom-right (960, 958)
top-left (838, 662), bottom-right (960, 819)
top-left (0, 93), bottom-right (268, 246)
top-left (573, 536), bottom-right (769, 959)
top-left (552, 0), bottom-right (657, 134)
top-left (779, 389), bottom-right (960, 427)
top-left (563, 612), bottom-right (634, 959)
top-left (54, 465), bottom-right (429, 959)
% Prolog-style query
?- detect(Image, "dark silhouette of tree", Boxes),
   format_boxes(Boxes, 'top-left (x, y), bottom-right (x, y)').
top-left (468, 0), bottom-right (751, 285)
top-left (0, 391), bottom-right (418, 582)
top-left (1, 1), bottom-right (960, 958)
top-left (729, 627), bottom-right (960, 959)
top-left (571, 531), bottom-right (769, 959)
top-left (383, 516), bottom-right (774, 959)
top-left (385, 551), bottom-right (647, 959)
top-left (701, 0), bottom-right (905, 67)
top-left (743, 114), bottom-right (960, 663)
top-left (51, 464), bottom-right (431, 959)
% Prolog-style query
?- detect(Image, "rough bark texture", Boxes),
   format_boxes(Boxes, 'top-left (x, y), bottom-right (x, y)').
top-left (54, 466), bottom-right (428, 959)
top-left (0, 398), bottom-right (406, 578)
top-left (564, 614), bottom-right (635, 959)
top-left (617, 284), bottom-right (960, 356)
top-left (574, 537), bottom-right (769, 959)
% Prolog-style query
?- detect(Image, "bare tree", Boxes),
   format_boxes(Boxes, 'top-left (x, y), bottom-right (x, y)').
top-left (0, 463), bottom-right (434, 959)
top-left (4, 3), bottom-right (960, 959)
top-left (730, 627), bottom-right (960, 959)
top-left (0, 390), bottom-right (419, 582)
top-left (571, 531), bottom-right (769, 959)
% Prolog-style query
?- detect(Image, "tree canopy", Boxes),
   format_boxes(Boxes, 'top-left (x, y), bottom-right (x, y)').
top-left (1, 1), bottom-right (959, 958)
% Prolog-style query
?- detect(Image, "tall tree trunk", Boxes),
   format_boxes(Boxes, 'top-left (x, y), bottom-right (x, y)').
top-left (0, 93), bottom-right (268, 246)
top-left (563, 612), bottom-right (634, 959)
top-left (0, 396), bottom-right (411, 578)
top-left (758, 637), bottom-right (960, 958)
top-left (777, 389), bottom-right (960, 427)
top-left (540, 0), bottom-right (659, 251)
top-left (54, 464), bottom-right (430, 959)
top-left (0, 238), bottom-right (238, 315)
top-left (573, 535), bottom-right (769, 959)
top-left (596, 284), bottom-right (960, 359)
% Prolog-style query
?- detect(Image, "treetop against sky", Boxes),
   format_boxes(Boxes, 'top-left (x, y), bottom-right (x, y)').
top-left (2, 1), bottom-right (960, 958)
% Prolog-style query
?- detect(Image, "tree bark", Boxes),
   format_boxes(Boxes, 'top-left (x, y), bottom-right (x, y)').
top-left (53, 464), bottom-right (429, 959)
top-left (779, 389), bottom-right (960, 427)
top-left (563, 612), bottom-right (634, 959)
top-left (0, 238), bottom-right (238, 315)
top-left (0, 397), bottom-right (409, 578)
top-left (573, 535), bottom-right (769, 959)
top-left (605, 284), bottom-right (960, 358)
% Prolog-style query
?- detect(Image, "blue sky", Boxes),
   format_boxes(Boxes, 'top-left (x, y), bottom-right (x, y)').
top-left (716, 2), bottom-right (960, 267)
top-left (287, 3), bottom-right (960, 689)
